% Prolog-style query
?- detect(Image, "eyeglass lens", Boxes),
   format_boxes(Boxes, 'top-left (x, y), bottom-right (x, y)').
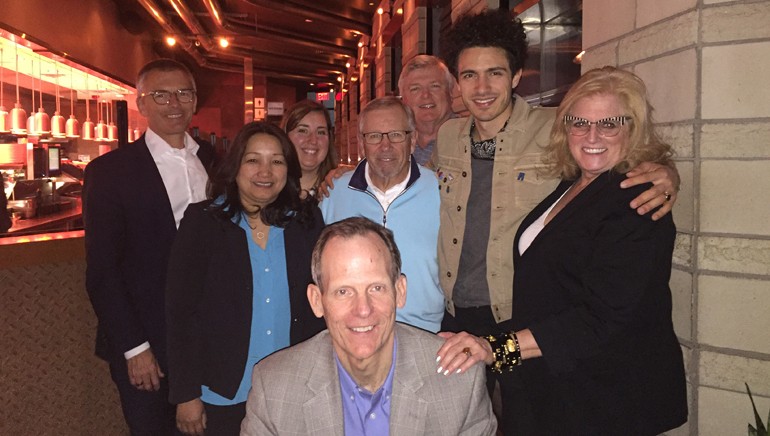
top-left (149, 89), bottom-right (195, 105)
top-left (565, 116), bottom-right (629, 137)
top-left (363, 130), bottom-right (409, 144)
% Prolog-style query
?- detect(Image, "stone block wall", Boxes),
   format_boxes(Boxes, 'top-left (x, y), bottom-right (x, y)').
top-left (582, 0), bottom-right (770, 434)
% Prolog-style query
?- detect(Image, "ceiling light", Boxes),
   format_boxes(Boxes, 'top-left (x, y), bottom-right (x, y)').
top-left (345, 62), bottom-right (350, 68)
top-left (305, 19), bottom-right (313, 23)
top-left (166, 36), bottom-right (176, 47)
top-left (397, 8), bottom-right (403, 15)
top-left (218, 37), bottom-right (229, 48)
top-left (0, 48), bottom-right (9, 133)
top-left (377, 7), bottom-right (384, 15)
top-left (65, 68), bottom-right (79, 138)
top-left (337, 76), bottom-right (342, 82)
top-left (358, 41), bottom-right (363, 48)
top-left (51, 68), bottom-right (66, 138)
top-left (10, 49), bottom-right (27, 135)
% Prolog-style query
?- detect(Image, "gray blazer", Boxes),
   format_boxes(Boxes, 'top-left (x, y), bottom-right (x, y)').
top-left (241, 323), bottom-right (497, 435)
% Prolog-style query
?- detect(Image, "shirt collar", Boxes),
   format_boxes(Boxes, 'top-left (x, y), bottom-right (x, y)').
top-left (145, 127), bottom-right (200, 161)
top-left (364, 157), bottom-right (412, 199)
top-left (335, 334), bottom-right (397, 397)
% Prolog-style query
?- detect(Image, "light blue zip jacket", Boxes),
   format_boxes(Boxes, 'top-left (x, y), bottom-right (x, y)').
top-left (320, 157), bottom-right (443, 332)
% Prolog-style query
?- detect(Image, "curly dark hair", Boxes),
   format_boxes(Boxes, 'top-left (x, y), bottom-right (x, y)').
top-left (441, 8), bottom-right (528, 78)
top-left (206, 121), bottom-right (316, 228)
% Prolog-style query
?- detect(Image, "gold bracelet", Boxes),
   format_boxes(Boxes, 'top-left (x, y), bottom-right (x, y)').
top-left (484, 331), bottom-right (522, 373)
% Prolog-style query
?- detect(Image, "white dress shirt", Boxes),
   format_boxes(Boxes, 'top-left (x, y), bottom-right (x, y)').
top-left (364, 159), bottom-right (412, 211)
top-left (145, 128), bottom-right (209, 228)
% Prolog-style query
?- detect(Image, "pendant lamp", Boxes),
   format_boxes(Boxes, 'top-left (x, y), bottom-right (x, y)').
top-left (95, 100), bottom-right (107, 141)
top-left (34, 58), bottom-right (51, 135)
top-left (51, 68), bottom-right (65, 138)
top-left (10, 48), bottom-right (27, 134)
top-left (27, 60), bottom-right (37, 135)
top-left (65, 67), bottom-right (79, 138)
top-left (0, 48), bottom-right (10, 133)
top-left (107, 100), bottom-right (118, 142)
top-left (82, 77), bottom-right (94, 140)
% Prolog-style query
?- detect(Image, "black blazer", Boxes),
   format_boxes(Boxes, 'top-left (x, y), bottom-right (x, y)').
top-left (83, 135), bottom-right (215, 366)
top-left (165, 200), bottom-right (326, 404)
top-left (510, 171), bottom-right (687, 435)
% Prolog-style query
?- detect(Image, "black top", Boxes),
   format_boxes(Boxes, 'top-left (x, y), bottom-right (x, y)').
top-left (510, 171), bottom-right (687, 435)
top-left (165, 200), bottom-right (326, 403)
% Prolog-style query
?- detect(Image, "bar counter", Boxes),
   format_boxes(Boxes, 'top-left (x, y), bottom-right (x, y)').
top-left (5, 199), bottom-right (83, 236)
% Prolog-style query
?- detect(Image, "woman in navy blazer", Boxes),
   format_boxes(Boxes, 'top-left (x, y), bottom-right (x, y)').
top-left (438, 67), bottom-right (687, 435)
top-left (165, 122), bottom-right (325, 435)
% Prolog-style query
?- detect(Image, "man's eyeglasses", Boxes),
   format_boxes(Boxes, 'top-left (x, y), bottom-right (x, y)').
top-left (564, 115), bottom-right (632, 137)
top-left (141, 89), bottom-right (196, 105)
top-left (361, 130), bottom-right (412, 145)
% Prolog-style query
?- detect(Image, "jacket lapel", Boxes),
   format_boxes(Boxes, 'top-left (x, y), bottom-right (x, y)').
top-left (390, 326), bottom-right (428, 434)
top-left (521, 172), bottom-right (615, 257)
top-left (131, 137), bottom-right (177, 233)
top-left (303, 336), bottom-right (345, 436)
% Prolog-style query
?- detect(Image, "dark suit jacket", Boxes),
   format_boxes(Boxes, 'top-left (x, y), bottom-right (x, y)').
top-left (165, 200), bottom-right (326, 404)
top-left (241, 323), bottom-right (497, 435)
top-left (83, 135), bottom-right (215, 367)
top-left (510, 171), bottom-right (687, 435)
top-left (0, 173), bottom-right (10, 233)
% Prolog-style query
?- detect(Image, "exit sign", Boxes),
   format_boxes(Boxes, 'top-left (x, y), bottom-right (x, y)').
top-left (316, 92), bottom-right (329, 101)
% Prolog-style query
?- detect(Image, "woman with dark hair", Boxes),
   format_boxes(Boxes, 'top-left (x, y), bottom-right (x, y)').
top-left (165, 122), bottom-right (325, 435)
top-left (282, 100), bottom-right (338, 199)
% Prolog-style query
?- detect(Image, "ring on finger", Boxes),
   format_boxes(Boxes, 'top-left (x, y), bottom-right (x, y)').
top-left (462, 347), bottom-right (472, 357)
top-left (664, 191), bottom-right (672, 202)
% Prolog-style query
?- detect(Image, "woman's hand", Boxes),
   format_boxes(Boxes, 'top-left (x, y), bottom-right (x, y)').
top-left (176, 398), bottom-right (206, 435)
top-left (621, 161), bottom-right (680, 221)
top-left (435, 331), bottom-right (494, 376)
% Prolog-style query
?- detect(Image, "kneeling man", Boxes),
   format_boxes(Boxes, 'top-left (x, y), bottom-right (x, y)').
top-left (241, 217), bottom-right (496, 435)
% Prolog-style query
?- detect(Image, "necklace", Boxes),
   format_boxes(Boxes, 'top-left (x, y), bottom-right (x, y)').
top-left (244, 213), bottom-right (266, 239)
top-left (247, 223), bottom-right (266, 240)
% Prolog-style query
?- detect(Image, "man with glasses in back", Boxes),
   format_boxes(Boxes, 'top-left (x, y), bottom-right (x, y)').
top-left (84, 58), bottom-right (214, 434)
top-left (319, 96), bottom-right (444, 333)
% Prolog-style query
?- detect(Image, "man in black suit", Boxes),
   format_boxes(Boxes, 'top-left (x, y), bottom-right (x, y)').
top-left (84, 59), bottom-right (214, 435)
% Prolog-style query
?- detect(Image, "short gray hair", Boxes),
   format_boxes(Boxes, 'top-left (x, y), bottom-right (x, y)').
top-left (136, 58), bottom-right (196, 93)
top-left (397, 54), bottom-right (456, 96)
top-left (357, 96), bottom-right (416, 137)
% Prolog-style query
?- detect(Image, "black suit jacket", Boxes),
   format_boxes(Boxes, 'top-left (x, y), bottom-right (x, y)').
top-left (510, 171), bottom-right (687, 435)
top-left (83, 135), bottom-right (215, 367)
top-left (165, 201), bottom-right (326, 404)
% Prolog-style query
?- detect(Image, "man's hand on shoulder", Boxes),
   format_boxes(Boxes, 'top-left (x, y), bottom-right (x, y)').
top-left (127, 348), bottom-right (165, 391)
top-left (621, 161), bottom-right (680, 221)
top-left (317, 164), bottom-right (354, 199)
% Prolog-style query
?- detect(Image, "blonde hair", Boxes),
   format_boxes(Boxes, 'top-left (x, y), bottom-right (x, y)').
top-left (544, 66), bottom-right (672, 180)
